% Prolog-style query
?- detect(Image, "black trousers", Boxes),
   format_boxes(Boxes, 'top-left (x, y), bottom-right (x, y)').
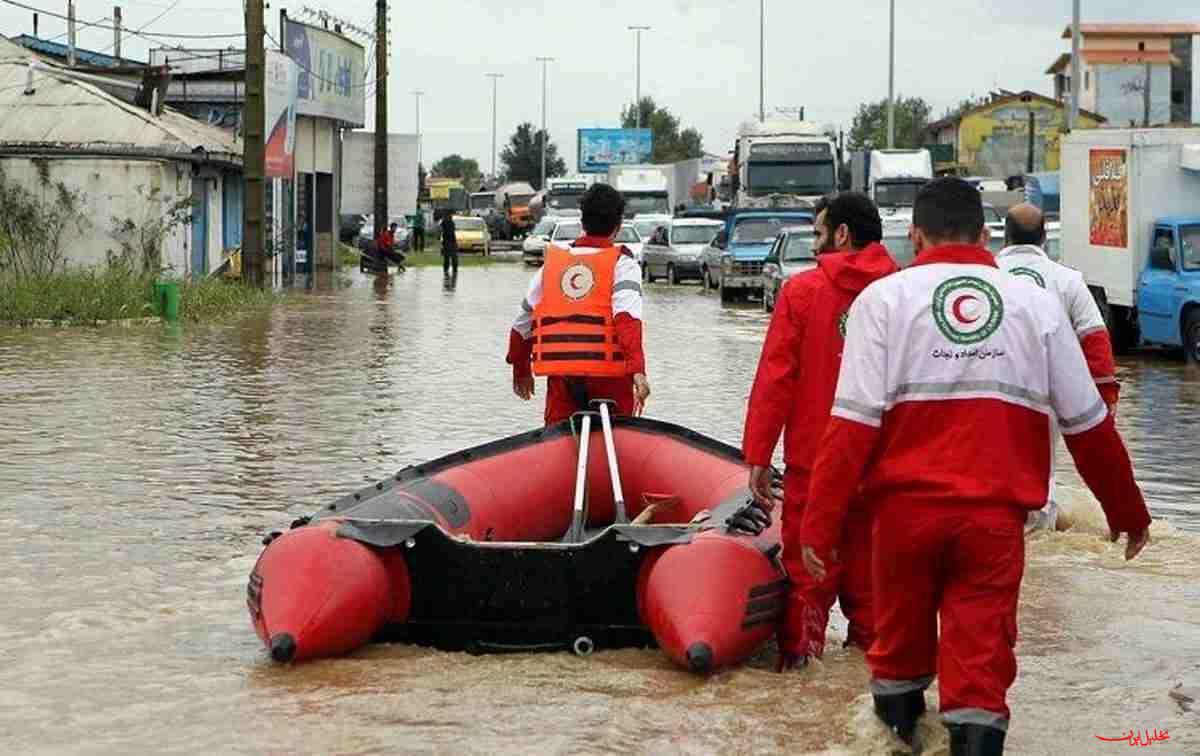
top-left (413, 228), bottom-right (425, 251)
top-left (442, 250), bottom-right (459, 275)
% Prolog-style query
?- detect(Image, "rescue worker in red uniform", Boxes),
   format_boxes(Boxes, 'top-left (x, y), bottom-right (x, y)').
top-left (799, 179), bottom-right (1151, 755)
top-left (742, 192), bottom-right (898, 670)
top-left (507, 183), bottom-right (651, 425)
top-left (999, 203), bottom-right (1121, 531)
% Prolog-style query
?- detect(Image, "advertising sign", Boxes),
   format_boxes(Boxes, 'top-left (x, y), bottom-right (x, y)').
top-left (1089, 149), bottom-right (1128, 248)
top-left (577, 128), bottom-right (653, 174)
top-left (264, 50), bottom-right (299, 178)
top-left (340, 132), bottom-right (420, 217)
top-left (749, 143), bottom-right (833, 160)
top-left (283, 18), bottom-right (366, 127)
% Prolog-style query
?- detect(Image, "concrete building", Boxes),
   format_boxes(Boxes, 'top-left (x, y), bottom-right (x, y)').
top-left (0, 36), bottom-right (242, 276)
top-left (1046, 23), bottom-right (1200, 127)
top-left (927, 90), bottom-right (1106, 178)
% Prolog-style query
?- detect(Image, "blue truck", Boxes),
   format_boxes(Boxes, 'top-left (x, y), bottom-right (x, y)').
top-left (700, 210), bottom-right (813, 304)
top-left (1061, 129), bottom-right (1200, 362)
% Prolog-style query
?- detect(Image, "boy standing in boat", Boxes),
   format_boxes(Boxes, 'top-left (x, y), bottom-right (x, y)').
top-left (507, 183), bottom-right (651, 426)
top-left (799, 179), bottom-right (1149, 754)
top-left (741, 192), bottom-right (898, 670)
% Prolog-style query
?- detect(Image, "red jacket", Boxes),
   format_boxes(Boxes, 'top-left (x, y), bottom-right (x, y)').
top-left (742, 243), bottom-right (899, 471)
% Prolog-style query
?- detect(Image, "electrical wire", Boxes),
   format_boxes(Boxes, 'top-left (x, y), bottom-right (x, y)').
top-left (265, 29), bottom-right (374, 91)
top-left (0, 0), bottom-right (243, 38)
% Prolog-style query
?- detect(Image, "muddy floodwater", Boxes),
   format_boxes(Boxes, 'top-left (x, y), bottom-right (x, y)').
top-left (1, 265), bottom-right (1198, 755)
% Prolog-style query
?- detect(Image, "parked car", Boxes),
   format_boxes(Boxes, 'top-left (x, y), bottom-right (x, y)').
top-left (761, 226), bottom-right (817, 312)
top-left (522, 219), bottom-right (556, 264)
top-left (523, 218), bottom-right (582, 266)
top-left (700, 211), bottom-right (813, 303)
top-left (614, 223), bottom-right (645, 263)
top-left (453, 215), bottom-right (491, 255)
top-left (983, 203), bottom-right (1005, 236)
top-left (633, 215), bottom-right (672, 242)
top-left (643, 219), bottom-right (724, 285)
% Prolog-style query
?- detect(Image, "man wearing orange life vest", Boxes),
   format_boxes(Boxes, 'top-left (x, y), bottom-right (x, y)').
top-left (507, 183), bottom-right (651, 425)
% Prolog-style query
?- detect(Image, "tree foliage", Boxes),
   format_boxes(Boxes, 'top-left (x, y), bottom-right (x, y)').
top-left (0, 163), bottom-right (89, 280)
top-left (430, 154), bottom-right (482, 185)
top-left (939, 94), bottom-right (990, 123)
top-left (620, 97), bottom-right (704, 163)
top-left (499, 123), bottom-right (566, 189)
top-left (848, 96), bottom-right (933, 150)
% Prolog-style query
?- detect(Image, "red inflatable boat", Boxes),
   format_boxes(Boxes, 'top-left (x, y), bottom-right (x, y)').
top-left (248, 409), bottom-right (785, 673)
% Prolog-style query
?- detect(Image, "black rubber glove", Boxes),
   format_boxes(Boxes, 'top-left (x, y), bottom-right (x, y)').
top-left (726, 499), bottom-right (772, 536)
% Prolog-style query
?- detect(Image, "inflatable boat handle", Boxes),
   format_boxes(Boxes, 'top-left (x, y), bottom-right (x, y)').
top-left (566, 413), bottom-right (592, 544)
top-left (594, 401), bottom-right (629, 525)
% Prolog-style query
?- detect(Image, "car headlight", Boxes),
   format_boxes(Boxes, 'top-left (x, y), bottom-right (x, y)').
top-left (721, 255), bottom-right (733, 274)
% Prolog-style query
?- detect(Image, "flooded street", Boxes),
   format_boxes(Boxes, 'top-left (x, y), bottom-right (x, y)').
top-left (1, 265), bottom-right (1198, 754)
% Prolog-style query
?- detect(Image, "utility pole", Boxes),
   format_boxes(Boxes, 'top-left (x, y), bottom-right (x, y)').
top-left (373, 0), bottom-right (388, 252)
top-left (411, 90), bottom-right (424, 170)
top-left (627, 26), bottom-right (650, 127)
top-left (1068, 0), bottom-right (1081, 130)
top-left (536, 56), bottom-right (554, 190)
top-left (486, 73), bottom-right (503, 180)
top-left (1027, 106), bottom-right (1036, 173)
top-left (1142, 63), bottom-right (1152, 127)
top-left (759, 0), bottom-right (765, 122)
top-left (66, 1), bottom-right (76, 67)
top-left (887, 0), bottom-right (895, 148)
top-left (242, 0), bottom-right (265, 287)
top-left (113, 7), bottom-right (121, 61)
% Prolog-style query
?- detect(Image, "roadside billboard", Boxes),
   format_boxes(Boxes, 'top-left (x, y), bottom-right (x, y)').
top-left (340, 132), bottom-right (420, 218)
top-left (283, 18), bottom-right (366, 127)
top-left (578, 128), bottom-right (653, 174)
top-left (1089, 149), bottom-right (1128, 248)
top-left (264, 50), bottom-right (299, 178)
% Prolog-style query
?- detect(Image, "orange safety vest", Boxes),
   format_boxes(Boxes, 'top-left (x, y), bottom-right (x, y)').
top-left (532, 244), bottom-right (626, 378)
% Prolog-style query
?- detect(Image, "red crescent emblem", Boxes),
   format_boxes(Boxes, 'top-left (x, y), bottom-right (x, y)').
top-left (570, 273), bottom-right (583, 290)
top-left (952, 294), bottom-right (981, 324)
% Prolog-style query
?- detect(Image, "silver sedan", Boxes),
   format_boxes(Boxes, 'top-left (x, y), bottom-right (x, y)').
top-left (642, 220), bottom-right (724, 285)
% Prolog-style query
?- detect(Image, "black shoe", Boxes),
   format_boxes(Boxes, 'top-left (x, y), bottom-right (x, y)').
top-left (947, 723), bottom-right (1006, 756)
top-left (873, 690), bottom-right (927, 745)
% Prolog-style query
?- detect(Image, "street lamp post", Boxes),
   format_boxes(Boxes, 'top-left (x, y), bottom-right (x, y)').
top-left (1068, 0), bottom-right (1081, 130)
top-left (536, 57), bottom-right (555, 190)
top-left (485, 73), bottom-right (504, 181)
top-left (759, 0), bottom-right (765, 122)
top-left (411, 90), bottom-right (425, 171)
top-left (628, 26), bottom-right (650, 127)
top-left (887, 0), bottom-right (895, 148)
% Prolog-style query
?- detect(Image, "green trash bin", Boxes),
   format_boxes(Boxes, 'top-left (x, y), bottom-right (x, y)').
top-left (154, 281), bottom-right (180, 322)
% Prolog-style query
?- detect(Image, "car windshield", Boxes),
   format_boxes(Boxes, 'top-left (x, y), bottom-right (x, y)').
top-left (613, 226), bottom-right (641, 243)
top-left (782, 234), bottom-right (816, 262)
top-left (635, 221), bottom-right (663, 238)
top-left (455, 218), bottom-right (485, 231)
top-left (553, 223), bottom-right (582, 241)
top-left (747, 163), bottom-right (836, 195)
top-left (885, 233), bottom-right (916, 268)
top-left (532, 220), bottom-right (555, 237)
top-left (470, 195), bottom-right (494, 211)
top-left (548, 194), bottom-right (582, 210)
top-left (875, 181), bottom-right (926, 208)
top-left (672, 225), bottom-right (721, 245)
top-left (732, 217), bottom-right (801, 244)
top-left (1182, 226), bottom-right (1200, 271)
top-left (626, 196), bottom-right (671, 215)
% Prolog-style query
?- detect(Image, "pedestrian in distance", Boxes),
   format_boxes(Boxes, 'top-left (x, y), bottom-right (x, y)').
top-left (742, 192), bottom-right (899, 671)
top-left (798, 178), bottom-right (1151, 755)
top-left (374, 222), bottom-right (406, 272)
top-left (440, 212), bottom-right (459, 277)
top-left (998, 202), bottom-right (1121, 532)
top-left (507, 183), bottom-right (651, 426)
top-left (412, 207), bottom-right (426, 252)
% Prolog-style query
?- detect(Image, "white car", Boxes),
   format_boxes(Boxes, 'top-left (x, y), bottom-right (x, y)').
top-left (523, 219), bottom-right (583, 266)
top-left (614, 223), bottom-right (645, 263)
top-left (632, 214), bottom-right (673, 242)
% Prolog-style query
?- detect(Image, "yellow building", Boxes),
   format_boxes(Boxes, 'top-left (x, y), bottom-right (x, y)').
top-left (927, 91), bottom-right (1105, 177)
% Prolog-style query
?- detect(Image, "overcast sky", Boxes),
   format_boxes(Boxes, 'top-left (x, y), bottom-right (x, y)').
top-left (2, 0), bottom-right (1195, 173)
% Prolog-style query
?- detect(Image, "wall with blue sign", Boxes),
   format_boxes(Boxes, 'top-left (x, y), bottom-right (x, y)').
top-left (577, 129), bottom-right (654, 174)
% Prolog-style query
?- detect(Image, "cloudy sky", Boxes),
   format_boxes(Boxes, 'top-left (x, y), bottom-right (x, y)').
top-left (2, 0), bottom-right (1195, 173)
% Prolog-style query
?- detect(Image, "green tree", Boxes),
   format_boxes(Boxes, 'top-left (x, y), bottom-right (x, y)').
top-left (499, 123), bottom-right (566, 189)
top-left (430, 154), bottom-right (482, 185)
top-left (939, 94), bottom-right (989, 123)
top-left (848, 96), bottom-right (933, 150)
top-left (619, 97), bottom-right (705, 163)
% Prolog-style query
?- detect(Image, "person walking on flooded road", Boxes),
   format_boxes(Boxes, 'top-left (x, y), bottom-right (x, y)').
top-left (507, 183), bottom-right (651, 426)
top-left (998, 203), bottom-right (1121, 532)
top-left (799, 179), bottom-right (1151, 755)
top-left (742, 192), bottom-right (898, 671)
top-left (440, 212), bottom-right (459, 277)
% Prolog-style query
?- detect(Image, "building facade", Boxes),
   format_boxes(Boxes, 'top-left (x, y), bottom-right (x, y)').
top-left (927, 91), bottom-right (1105, 178)
top-left (1047, 23), bottom-right (1200, 127)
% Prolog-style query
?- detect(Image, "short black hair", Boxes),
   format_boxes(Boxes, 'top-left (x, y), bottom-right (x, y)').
top-left (822, 192), bottom-right (883, 248)
top-left (1005, 213), bottom-right (1045, 246)
top-left (913, 178), bottom-right (985, 244)
top-left (581, 183), bottom-right (626, 237)
top-left (812, 194), bottom-right (834, 217)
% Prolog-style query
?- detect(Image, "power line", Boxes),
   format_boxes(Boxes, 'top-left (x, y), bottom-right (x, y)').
top-left (0, 0), bottom-right (243, 38)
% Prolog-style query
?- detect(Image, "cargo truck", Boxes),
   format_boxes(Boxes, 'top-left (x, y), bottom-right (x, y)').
top-left (1060, 128), bottom-right (1200, 361)
top-left (493, 182), bottom-right (537, 240)
top-left (609, 165), bottom-right (671, 218)
top-left (733, 120), bottom-right (838, 209)
top-left (850, 149), bottom-right (933, 226)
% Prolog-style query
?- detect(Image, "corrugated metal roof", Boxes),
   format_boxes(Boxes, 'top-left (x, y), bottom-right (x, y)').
top-left (11, 34), bottom-right (145, 68)
top-left (0, 46), bottom-right (241, 167)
